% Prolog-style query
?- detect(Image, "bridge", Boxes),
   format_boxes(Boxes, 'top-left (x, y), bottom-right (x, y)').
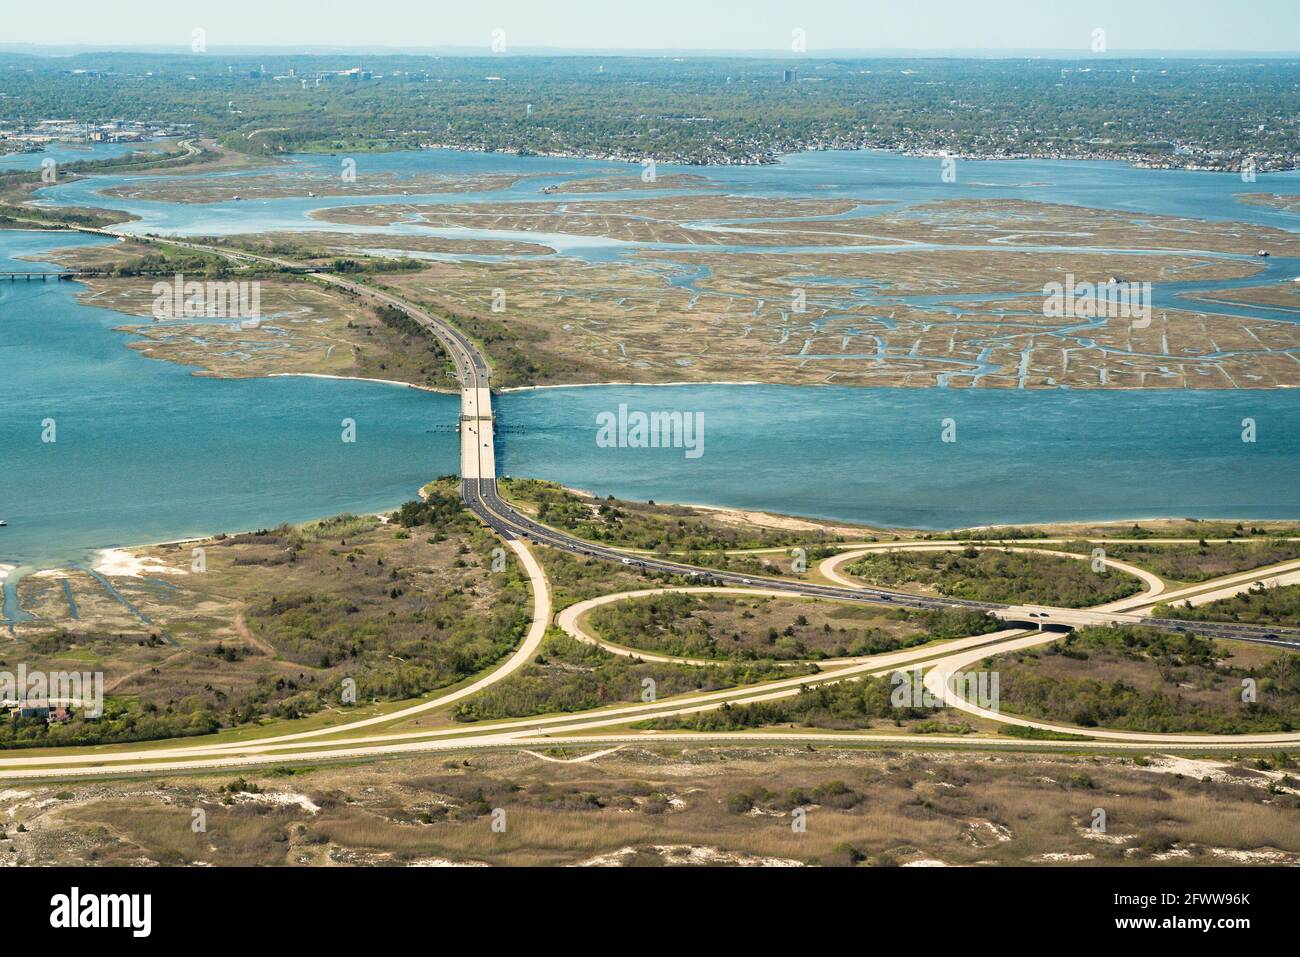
top-left (0, 270), bottom-right (79, 281)
top-left (3, 225), bottom-right (1300, 782)
top-left (998, 604), bottom-right (1146, 632)
top-left (1, 265), bottom-right (330, 282)
top-left (62, 227), bottom-right (1300, 653)
top-left (309, 263), bottom-right (1300, 652)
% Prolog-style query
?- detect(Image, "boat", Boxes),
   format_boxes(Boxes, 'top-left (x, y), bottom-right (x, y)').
top-left (0, 519), bottom-right (7, 527)
top-left (1257, 249), bottom-right (1270, 257)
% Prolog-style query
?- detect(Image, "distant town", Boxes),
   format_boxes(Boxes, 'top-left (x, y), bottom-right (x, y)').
top-left (2, 51), bottom-right (1297, 169)
top-left (0, 118), bottom-right (184, 154)
top-left (2, 21), bottom-right (1300, 897)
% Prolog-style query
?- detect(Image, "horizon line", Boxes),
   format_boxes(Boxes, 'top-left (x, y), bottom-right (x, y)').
top-left (3, 44), bottom-right (1300, 59)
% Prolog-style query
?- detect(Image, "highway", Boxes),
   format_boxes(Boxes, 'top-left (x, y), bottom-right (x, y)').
top-left (130, 229), bottom-right (1300, 650)
top-left (0, 226), bottom-right (1293, 780)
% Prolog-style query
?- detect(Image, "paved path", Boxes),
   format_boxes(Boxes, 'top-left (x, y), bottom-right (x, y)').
top-left (923, 631), bottom-right (1300, 746)
top-left (1, 226), bottom-right (1294, 779)
top-left (558, 586), bottom-right (846, 667)
top-left (818, 543), bottom-right (1166, 599)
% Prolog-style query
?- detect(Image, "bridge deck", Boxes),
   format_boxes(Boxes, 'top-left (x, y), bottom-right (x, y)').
top-left (460, 387), bottom-right (497, 480)
top-left (0, 271), bottom-right (76, 280)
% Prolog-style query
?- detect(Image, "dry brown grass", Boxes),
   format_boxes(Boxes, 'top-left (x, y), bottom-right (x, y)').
top-left (10, 747), bottom-right (1298, 867)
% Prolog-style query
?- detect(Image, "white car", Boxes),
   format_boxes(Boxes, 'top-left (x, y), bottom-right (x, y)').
top-left (622, 558), bottom-right (632, 565)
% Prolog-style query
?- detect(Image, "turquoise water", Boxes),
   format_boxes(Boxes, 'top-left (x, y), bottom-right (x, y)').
top-left (3, 146), bottom-right (1300, 607)
top-left (0, 141), bottom-right (159, 172)
top-left (496, 384), bottom-right (1300, 529)
top-left (36, 147), bottom-right (1300, 237)
top-left (7, 261), bottom-right (1295, 575)
top-left (1, 233), bottom-right (458, 579)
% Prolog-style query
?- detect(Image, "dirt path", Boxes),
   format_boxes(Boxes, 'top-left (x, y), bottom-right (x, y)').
top-left (234, 610), bottom-right (278, 657)
top-left (103, 652), bottom-right (187, 694)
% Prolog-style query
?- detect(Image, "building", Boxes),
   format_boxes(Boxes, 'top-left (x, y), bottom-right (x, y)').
top-left (9, 700), bottom-right (74, 722)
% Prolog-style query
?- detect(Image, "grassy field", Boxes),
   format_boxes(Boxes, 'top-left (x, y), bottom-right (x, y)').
top-left (587, 592), bottom-right (999, 662)
top-left (98, 169), bottom-right (534, 204)
top-left (12, 746), bottom-right (1300, 866)
top-left (36, 241), bottom-right (457, 389)
top-left (451, 631), bottom-right (808, 723)
top-left (1157, 583), bottom-right (1300, 628)
top-left (329, 195), bottom-right (1300, 391)
top-left (990, 626), bottom-right (1300, 734)
top-left (501, 479), bottom-right (879, 554)
top-left (531, 548), bottom-right (669, 610)
top-left (949, 519), bottom-right (1300, 542)
top-left (9, 484), bottom-right (528, 748)
top-left (843, 548), bottom-right (1144, 607)
top-left (638, 674), bottom-right (980, 735)
top-left (1027, 538), bottom-right (1300, 584)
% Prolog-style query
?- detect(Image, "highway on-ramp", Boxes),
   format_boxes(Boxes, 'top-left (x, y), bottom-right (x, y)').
top-left (1, 228), bottom-right (1293, 780)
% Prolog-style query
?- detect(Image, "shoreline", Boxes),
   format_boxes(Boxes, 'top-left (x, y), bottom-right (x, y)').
top-left (498, 379), bottom-right (766, 393)
top-left (70, 513), bottom-right (395, 579)
top-left (71, 504), bottom-right (1300, 581)
top-left (413, 142), bottom-right (1300, 175)
top-left (264, 372), bottom-right (455, 395)
top-left (502, 380), bottom-right (1300, 394)
top-left (7, 162), bottom-right (1300, 579)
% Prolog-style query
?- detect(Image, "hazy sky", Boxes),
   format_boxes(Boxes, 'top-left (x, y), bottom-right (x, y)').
top-left (4, 0), bottom-right (1298, 52)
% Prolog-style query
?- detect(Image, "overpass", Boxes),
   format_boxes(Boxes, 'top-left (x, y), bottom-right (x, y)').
top-left (348, 278), bottom-right (1300, 652)
top-left (2, 224), bottom-right (1300, 779)
top-left (78, 227), bottom-right (1300, 653)
top-left (997, 604), bottom-right (1146, 632)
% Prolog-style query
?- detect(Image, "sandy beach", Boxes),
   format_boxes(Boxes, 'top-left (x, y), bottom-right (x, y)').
top-left (265, 372), bottom-right (453, 395)
top-left (91, 547), bottom-right (191, 579)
